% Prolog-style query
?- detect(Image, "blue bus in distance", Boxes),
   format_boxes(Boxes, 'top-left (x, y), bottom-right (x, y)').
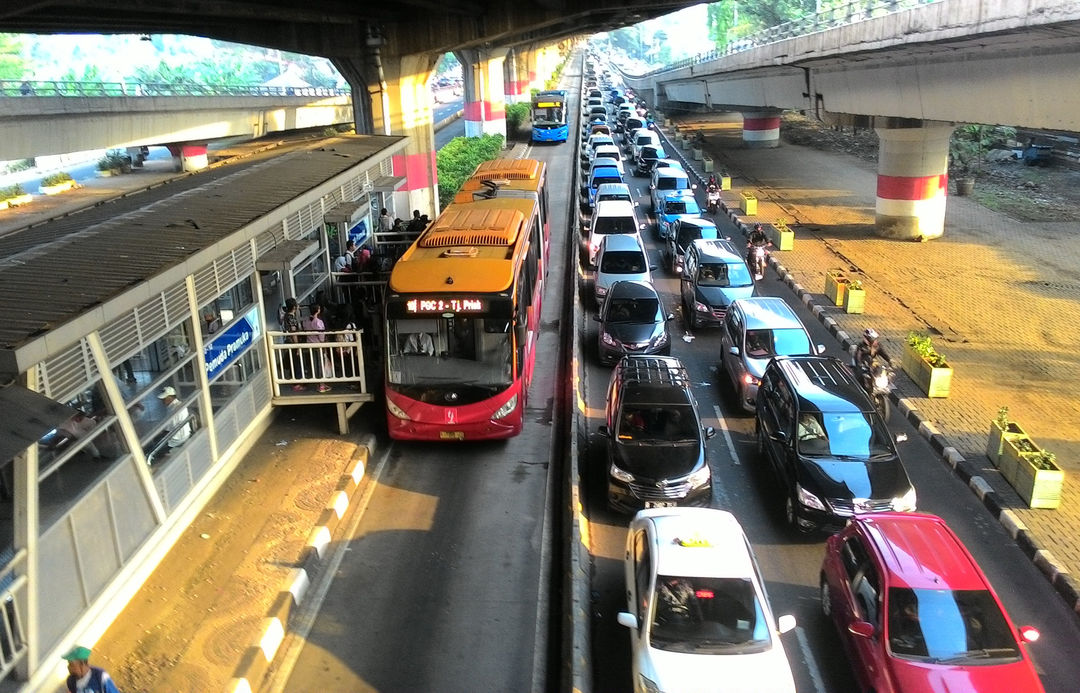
top-left (531, 90), bottom-right (569, 143)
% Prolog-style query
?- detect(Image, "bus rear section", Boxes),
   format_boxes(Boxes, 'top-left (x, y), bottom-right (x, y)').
top-left (384, 201), bottom-right (544, 441)
top-left (531, 93), bottom-right (568, 143)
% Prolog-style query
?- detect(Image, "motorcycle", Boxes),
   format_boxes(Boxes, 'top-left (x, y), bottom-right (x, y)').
top-left (706, 188), bottom-right (720, 214)
top-left (747, 242), bottom-right (769, 280)
top-left (856, 358), bottom-right (894, 419)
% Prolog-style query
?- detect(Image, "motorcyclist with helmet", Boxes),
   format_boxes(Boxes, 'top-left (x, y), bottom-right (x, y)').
top-left (853, 327), bottom-right (893, 392)
top-left (746, 223), bottom-right (771, 278)
top-left (706, 175), bottom-right (721, 213)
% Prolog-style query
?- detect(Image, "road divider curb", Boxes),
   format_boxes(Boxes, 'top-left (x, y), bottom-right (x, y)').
top-left (228, 443), bottom-right (370, 693)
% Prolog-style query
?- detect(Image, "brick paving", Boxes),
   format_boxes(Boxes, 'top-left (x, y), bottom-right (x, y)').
top-left (664, 112), bottom-right (1080, 612)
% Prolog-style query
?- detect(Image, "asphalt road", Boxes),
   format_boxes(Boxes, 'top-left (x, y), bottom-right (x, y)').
top-left (579, 123), bottom-right (1080, 693)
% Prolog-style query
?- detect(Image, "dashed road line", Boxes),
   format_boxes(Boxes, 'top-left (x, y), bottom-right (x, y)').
top-left (795, 626), bottom-right (828, 693)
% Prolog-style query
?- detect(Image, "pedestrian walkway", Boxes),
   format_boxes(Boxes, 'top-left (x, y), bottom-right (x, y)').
top-left (663, 112), bottom-right (1080, 612)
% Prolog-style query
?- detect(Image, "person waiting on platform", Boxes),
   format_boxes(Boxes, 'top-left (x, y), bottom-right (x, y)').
top-left (53, 410), bottom-right (103, 460)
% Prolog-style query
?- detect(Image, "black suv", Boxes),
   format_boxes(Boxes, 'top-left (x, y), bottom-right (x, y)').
top-left (598, 356), bottom-right (716, 512)
top-left (754, 356), bottom-right (916, 532)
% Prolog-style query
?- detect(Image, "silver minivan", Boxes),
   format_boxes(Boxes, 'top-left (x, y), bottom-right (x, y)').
top-left (719, 296), bottom-right (824, 411)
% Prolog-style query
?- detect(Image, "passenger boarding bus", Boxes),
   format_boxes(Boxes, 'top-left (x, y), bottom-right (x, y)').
top-left (453, 158), bottom-right (550, 267)
top-left (531, 90), bottom-right (568, 143)
top-left (383, 196), bottom-right (547, 440)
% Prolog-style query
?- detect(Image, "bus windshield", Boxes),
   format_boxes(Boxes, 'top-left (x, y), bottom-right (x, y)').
top-left (531, 100), bottom-right (565, 126)
top-left (387, 316), bottom-right (513, 388)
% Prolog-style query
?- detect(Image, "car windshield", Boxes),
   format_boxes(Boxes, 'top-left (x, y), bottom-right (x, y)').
top-left (650, 576), bottom-right (772, 654)
top-left (600, 250), bottom-right (646, 274)
top-left (697, 262), bottom-right (753, 288)
top-left (657, 178), bottom-right (685, 191)
top-left (663, 200), bottom-right (699, 215)
top-left (593, 216), bottom-right (637, 234)
top-left (606, 297), bottom-right (660, 323)
top-left (796, 411), bottom-right (895, 457)
top-left (886, 587), bottom-right (1020, 663)
top-left (595, 151), bottom-right (619, 162)
top-left (617, 405), bottom-right (698, 443)
top-left (598, 193), bottom-right (632, 203)
top-left (593, 176), bottom-right (622, 187)
top-left (744, 328), bottom-right (811, 359)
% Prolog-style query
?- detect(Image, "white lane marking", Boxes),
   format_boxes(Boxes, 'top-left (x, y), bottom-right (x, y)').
top-left (795, 625), bottom-right (828, 693)
top-left (713, 404), bottom-right (741, 466)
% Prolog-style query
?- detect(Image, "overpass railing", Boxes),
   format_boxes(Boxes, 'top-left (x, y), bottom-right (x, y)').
top-left (0, 80), bottom-right (349, 98)
top-left (630, 0), bottom-right (943, 76)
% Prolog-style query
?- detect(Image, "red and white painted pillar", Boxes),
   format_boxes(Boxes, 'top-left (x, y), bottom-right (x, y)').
top-left (373, 53), bottom-right (440, 219)
top-left (166, 143), bottom-right (208, 172)
top-left (459, 47), bottom-right (507, 139)
top-left (504, 48), bottom-right (529, 104)
top-left (874, 124), bottom-right (952, 240)
top-left (741, 111), bottom-right (782, 148)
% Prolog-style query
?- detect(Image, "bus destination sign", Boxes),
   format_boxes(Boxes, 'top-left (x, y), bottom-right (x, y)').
top-left (406, 297), bottom-right (486, 314)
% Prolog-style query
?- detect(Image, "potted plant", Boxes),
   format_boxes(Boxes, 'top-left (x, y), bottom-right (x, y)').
top-left (0, 183), bottom-right (32, 209)
top-left (949, 124), bottom-right (1016, 196)
top-left (39, 172), bottom-right (76, 195)
top-left (843, 280), bottom-right (865, 314)
top-left (824, 269), bottom-right (848, 306)
top-left (986, 406), bottom-right (1027, 468)
top-left (766, 218), bottom-right (794, 251)
top-left (902, 331), bottom-right (952, 398)
top-left (1011, 449), bottom-right (1064, 509)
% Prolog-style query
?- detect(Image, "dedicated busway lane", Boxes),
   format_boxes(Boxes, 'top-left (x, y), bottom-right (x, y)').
top-left (267, 98), bottom-right (581, 693)
top-left (583, 162), bottom-right (1080, 693)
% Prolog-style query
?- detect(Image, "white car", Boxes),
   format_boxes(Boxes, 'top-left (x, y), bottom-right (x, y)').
top-left (593, 232), bottom-right (653, 307)
top-left (617, 508), bottom-right (798, 693)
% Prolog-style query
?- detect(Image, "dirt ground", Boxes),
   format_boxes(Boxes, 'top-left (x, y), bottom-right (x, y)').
top-left (781, 112), bottom-right (1080, 222)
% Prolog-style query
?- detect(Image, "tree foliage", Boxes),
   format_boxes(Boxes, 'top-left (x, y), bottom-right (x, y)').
top-left (435, 134), bottom-right (505, 208)
top-left (0, 34), bottom-right (27, 80)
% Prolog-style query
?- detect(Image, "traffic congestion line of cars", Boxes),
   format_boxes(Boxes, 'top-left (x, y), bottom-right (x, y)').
top-left (580, 54), bottom-right (1047, 693)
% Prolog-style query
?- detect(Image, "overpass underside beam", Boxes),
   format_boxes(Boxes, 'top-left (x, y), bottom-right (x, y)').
top-left (874, 120), bottom-right (953, 241)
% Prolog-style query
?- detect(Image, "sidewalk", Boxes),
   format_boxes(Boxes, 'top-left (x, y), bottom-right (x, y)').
top-left (664, 112), bottom-right (1080, 611)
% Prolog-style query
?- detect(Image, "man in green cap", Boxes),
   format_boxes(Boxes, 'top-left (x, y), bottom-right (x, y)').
top-left (61, 645), bottom-right (120, 693)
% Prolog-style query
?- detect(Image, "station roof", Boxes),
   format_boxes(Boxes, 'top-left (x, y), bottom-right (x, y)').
top-left (0, 134), bottom-right (405, 374)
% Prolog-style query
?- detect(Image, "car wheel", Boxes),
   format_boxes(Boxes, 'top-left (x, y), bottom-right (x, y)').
top-left (820, 576), bottom-right (832, 617)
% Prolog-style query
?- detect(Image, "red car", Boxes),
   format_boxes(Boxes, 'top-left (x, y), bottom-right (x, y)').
top-left (820, 512), bottom-right (1044, 693)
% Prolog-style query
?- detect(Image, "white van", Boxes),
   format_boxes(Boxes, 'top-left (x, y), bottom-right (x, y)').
top-left (585, 199), bottom-right (645, 268)
top-left (629, 128), bottom-right (660, 163)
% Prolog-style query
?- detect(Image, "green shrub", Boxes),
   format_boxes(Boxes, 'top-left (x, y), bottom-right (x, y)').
top-left (1, 184), bottom-right (25, 200)
top-left (505, 103), bottom-right (531, 132)
top-left (4, 158), bottom-right (34, 174)
top-left (436, 133), bottom-right (505, 208)
top-left (906, 331), bottom-right (948, 368)
top-left (41, 172), bottom-right (74, 186)
top-left (97, 149), bottom-right (126, 171)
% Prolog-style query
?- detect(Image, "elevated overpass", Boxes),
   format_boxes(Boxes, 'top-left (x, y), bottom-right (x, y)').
top-left (0, 82), bottom-right (353, 169)
top-left (620, 0), bottom-right (1080, 239)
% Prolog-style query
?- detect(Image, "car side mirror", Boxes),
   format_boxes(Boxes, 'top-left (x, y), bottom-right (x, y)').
top-left (895, 432), bottom-right (908, 443)
top-left (816, 344), bottom-right (826, 355)
top-left (598, 425), bottom-right (610, 438)
top-left (777, 614), bottom-right (797, 634)
top-left (639, 223), bottom-right (647, 231)
top-left (728, 345), bottom-right (740, 356)
top-left (616, 611), bottom-right (639, 630)
top-left (649, 184), bottom-right (655, 190)
top-left (848, 621), bottom-right (875, 639)
top-left (704, 426), bottom-right (717, 439)
top-left (772, 429), bottom-right (788, 443)
top-left (666, 313), bottom-right (675, 321)
top-left (649, 264), bottom-right (658, 272)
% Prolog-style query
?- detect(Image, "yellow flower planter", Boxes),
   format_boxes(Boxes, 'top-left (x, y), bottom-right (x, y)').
top-left (766, 221), bottom-right (794, 251)
top-left (40, 180), bottom-right (76, 196)
top-left (703, 156), bottom-right (714, 173)
top-left (718, 174), bottom-right (731, 191)
top-left (0, 193), bottom-right (33, 209)
top-left (843, 287), bottom-right (865, 314)
top-left (739, 191), bottom-right (757, 215)
top-left (901, 342), bottom-right (952, 398)
top-left (824, 270), bottom-right (847, 306)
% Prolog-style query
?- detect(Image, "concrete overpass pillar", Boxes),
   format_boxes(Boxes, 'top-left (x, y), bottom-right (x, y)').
top-left (740, 111), bottom-right (782, 148)
top-left (504, 48), bottom-right (526, 104)
top-left (458, 47), bottom-right (508, 139)
top-left (524, 48), bottom-right (541, 93)
top-left (166, 143), bottom-right (208, 172)
top-left (377, 52), bottom-right (441, 219)
top-left (874, 122), bottom-right (953, 240)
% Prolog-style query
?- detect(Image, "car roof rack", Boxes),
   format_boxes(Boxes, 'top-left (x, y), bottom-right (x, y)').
top-left (619, 356), bottom-right (689, 387)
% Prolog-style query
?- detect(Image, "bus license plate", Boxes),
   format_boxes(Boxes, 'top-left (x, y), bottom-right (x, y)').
top-left (645, 501), bottom-right (676, 508)
top-left (440, 431), bottom-right (465, 440)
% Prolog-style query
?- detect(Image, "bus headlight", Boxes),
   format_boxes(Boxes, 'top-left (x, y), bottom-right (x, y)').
top-left (386, 398), bottom-right (411, 420)
top-left (492, 394), bottom-right (518, 420)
